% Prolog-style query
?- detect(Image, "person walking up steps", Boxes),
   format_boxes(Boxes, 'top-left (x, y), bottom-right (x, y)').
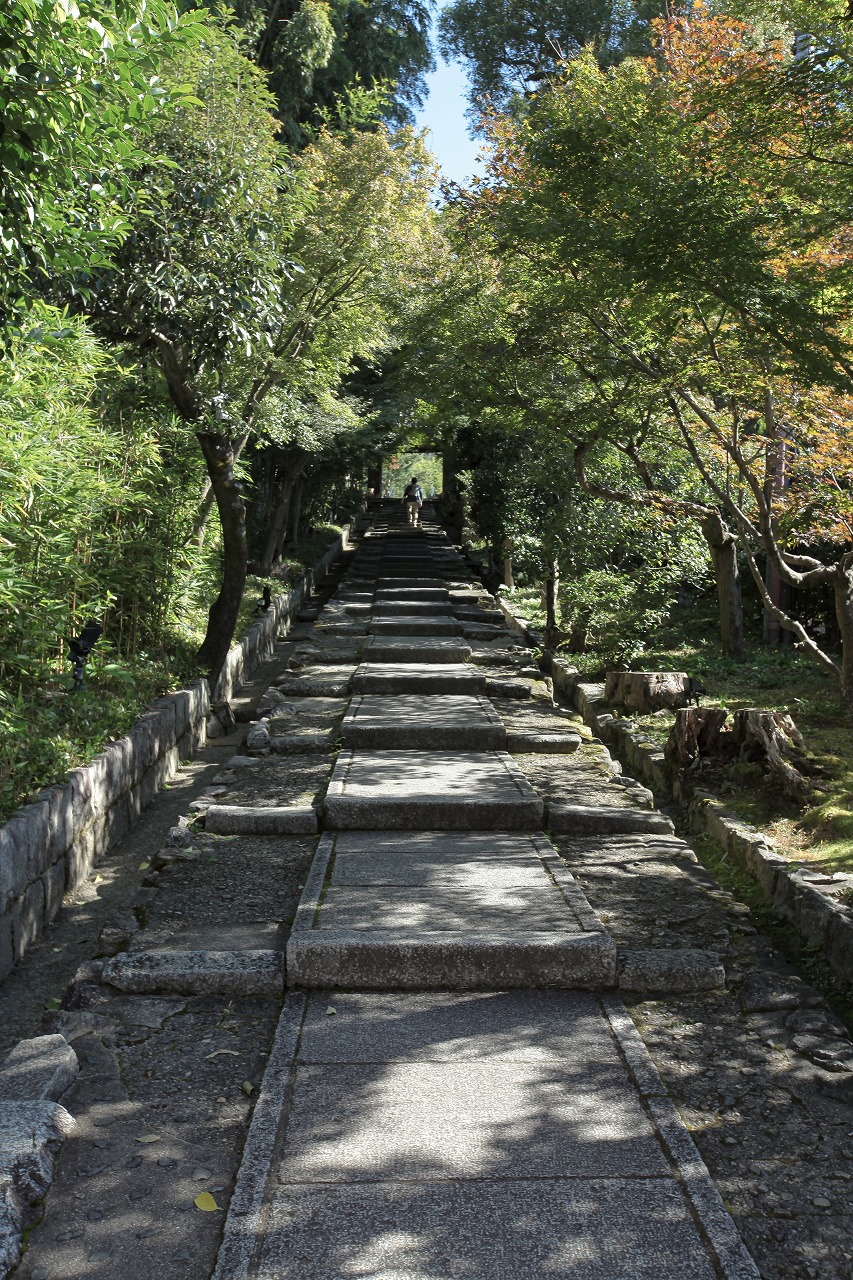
top-left (403, 475), bottom-right (423, 526)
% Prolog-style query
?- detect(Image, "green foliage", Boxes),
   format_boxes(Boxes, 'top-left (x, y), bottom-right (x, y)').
top-left (0, 0), bottom-right (206, 325)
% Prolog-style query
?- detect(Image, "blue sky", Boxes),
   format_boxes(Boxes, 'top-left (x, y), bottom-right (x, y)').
top-left (413, 53), bottom-right (484, 187)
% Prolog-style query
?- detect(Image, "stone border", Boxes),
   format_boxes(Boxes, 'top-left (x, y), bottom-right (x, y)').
top-left (0, 521), bottom-right (357, 984)
top-left (494, 597), bottom-right (853, 988)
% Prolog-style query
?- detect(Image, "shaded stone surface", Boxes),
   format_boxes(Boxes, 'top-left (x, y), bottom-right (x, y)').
top-left (324, 750), bottom-right (544, 830)
top-left (256, 1178), bottom-right (720, 1280)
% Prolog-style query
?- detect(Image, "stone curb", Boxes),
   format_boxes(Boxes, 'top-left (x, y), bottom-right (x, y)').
top-left (617, 947), bottom-right (726, 993)
top-left (547, 802), bottom-right (675, 836)
top-left (0, 525), bottom-right (355, 986)
top-left (204, 805), bottom-right (319, 835)
top-left (210, 992), bottom-right (307, 1280)
top-left (539, 653), bottom-right (853, 987)
top-left (101, 949), bottom-right (284, 996)
top-left (601, 993), bottom-right (761, 1279)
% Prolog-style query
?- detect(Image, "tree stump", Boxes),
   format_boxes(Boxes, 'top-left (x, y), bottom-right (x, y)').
top-left (665, 707), bottom-right (729, 769)
top-left (605, 671), bottom-right (692, 713)
top-left (730, 709), bottom-right (810, 803)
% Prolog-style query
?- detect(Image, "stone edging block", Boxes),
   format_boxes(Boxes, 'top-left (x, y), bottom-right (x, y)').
top-left (102, 949), bottom-right (284, 996)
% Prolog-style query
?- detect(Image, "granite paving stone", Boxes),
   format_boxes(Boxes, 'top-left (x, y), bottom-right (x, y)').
top-left (256, 1178), bottom-right (720, 1280)
top-left (323, 750), bottom-right (543, 829)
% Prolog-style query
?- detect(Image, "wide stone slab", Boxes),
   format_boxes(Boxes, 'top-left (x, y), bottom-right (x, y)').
top-left (352, 662), bottom-right (486, 694)
top-left (365, 636), bottom-right (472, 664)
top-left (295, 989), bottom-right (617, 1061)
top-left (326, 830), bottom-right (557, 886)
top-left (323, 750), bottom-right (544, 829)
top-left (278, 1057), bottom-right (668, 1181)
top-left (341, 694), bottom-right (505, 750)
top-left (255, 1178), bottom-right (719, 1280)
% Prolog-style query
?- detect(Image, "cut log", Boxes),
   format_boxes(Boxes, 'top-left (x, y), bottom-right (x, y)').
top-left (665, 708), bottom-right (729, 769)
top-left (605, 671), bottom-right (692, 714)
top-left (729, 709), bottom-right (810, 803)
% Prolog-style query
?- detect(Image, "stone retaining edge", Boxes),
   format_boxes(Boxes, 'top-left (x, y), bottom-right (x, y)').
top-left (493, 596), bottom-right (853, 987)
top-left (0, 521), bottom-right (358, 984)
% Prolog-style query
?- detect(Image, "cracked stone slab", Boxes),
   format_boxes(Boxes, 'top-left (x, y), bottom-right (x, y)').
top-left (0, 1036), bottom-right (78, 1103)
top-left (0, 1100), bottom-right (76, 1275)
top-left (341, 694), bottom-right (505, 750)
top-left (102, 949), bottom-right (284, 996)
top-left (205, 804), bottom-right (318, 834)
top-left (548, 804), bottom-right (675, 835)
top-left (324, 750), bottom-right (544, 830)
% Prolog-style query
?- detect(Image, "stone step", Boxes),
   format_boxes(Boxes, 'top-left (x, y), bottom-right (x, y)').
top-left (374, 587), bottom-right (449, 602)
top-left (351, 662), bottom-right (486, 694)
top-left (364, 637), bottom-right (472, 664)
top-left (368, 616), bottom-right (463, 636)
top-left (376, 577), bottom-right (449, 589)
top-left (324, 749), bottom-right (544, 829)
top-left (287, 831), bottom-right (615, 988)
top-left (341, 694), bottom-right (506, 750)
top-left (372, 601), bottom-right (454, 616)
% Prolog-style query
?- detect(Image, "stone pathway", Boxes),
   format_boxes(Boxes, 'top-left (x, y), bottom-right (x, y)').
top-left (198, 501), bottom-right (758, 1280)
top-left (4, 501), bottom-right (778, 1279)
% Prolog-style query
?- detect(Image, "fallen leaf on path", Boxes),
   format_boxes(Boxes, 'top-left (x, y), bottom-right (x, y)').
top-left (205, 1049), bottom-right (240, 1059)
top-left (241, 1080), bottom-right (254, 1096)
top-left (136, 1134), bottom-right (161, 1144)
top-left (194, 1192), bottom-right (221, 1212)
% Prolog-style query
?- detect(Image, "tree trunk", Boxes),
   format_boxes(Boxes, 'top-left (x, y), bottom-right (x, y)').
top-left (259, 472), bottom-right (296, 575)
top-left (195, 431), bottom-right (248, 687)
top-left (700, 509), bottom-right (744, 658)
top-left (834, 553), bottom-right (853, 709)
top-left (288, 473), bottom-right (304, 545)
top-left (190, 428), bottom-right (250, 547)
top-left (544, 560), bottom-right (559, 640)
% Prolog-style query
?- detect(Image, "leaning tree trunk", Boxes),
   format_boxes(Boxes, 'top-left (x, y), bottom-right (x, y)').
top-left (195, 431), bottom-right (248, 688)
top-left (835, 552), bottom-right (853, 709)
top-left (258, 472), bottom-right (296, 575)
top-left (701, 509), bottom-right (744, 658)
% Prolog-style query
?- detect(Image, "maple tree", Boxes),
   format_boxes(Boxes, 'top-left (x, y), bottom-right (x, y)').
top-left (442, 3), bottom-right (853, 699)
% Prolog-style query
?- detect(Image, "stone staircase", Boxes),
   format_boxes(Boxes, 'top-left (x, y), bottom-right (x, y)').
top-left (198, 499), bottom-right (756, 1280)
